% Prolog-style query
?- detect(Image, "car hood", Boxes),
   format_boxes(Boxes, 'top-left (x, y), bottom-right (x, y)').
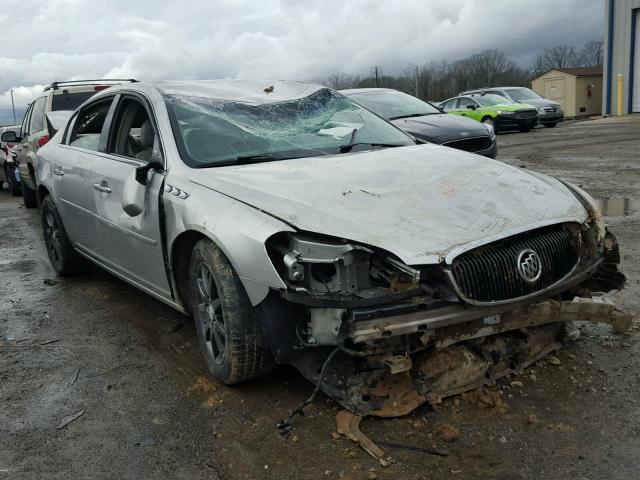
top-left (485, 103), bottom-right (536, 112)
top-left (390, 114), bottom-right (489, 143)
top-left (514, 98), bottom-right (561, 108)
top-left (191, 144), bottom-right (587, 265)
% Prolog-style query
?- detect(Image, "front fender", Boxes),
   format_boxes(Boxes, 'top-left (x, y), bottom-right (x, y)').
top-left (165, 179), bottom-right (295, 305)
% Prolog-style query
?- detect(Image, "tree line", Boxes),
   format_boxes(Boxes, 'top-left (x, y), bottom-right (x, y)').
top-left (323, 40), bottom-right (603, 102)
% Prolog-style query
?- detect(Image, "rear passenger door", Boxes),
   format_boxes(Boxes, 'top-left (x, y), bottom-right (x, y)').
top-left (15, 101), bottom-right (34, 188)
top-left (54, 96), bottom-right (116, 252)
top-left (88, 94), bottom-right (171, 299)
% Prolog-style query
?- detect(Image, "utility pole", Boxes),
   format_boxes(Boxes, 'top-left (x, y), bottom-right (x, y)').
top-left (373, 66), bottom-right (381, 87)
top-left (415, 65), bottom-right (419, 98)
top-left (10, 89), bottom-right (16, 124)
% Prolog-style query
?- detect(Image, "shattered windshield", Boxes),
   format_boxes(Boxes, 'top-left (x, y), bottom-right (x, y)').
top-left (347, 90), bottom-right (441, 120)
top-left (165, 88), bottom-right (414, 167)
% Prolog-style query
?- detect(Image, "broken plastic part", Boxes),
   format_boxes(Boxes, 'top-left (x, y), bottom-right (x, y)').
top-left (336, 410), bottom-right (391, 467)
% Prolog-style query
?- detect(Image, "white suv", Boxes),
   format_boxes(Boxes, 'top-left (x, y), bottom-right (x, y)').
top-left (13, 79), bottom-right (136, 207)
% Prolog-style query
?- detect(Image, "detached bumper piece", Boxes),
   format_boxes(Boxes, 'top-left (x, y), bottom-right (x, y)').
top-left (293, 292), bottom-right (632, 417)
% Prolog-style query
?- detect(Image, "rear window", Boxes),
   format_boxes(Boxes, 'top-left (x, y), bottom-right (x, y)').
top-left (52, 91), bottom-right (97, 111)
top-left (30, 97), bottom-right (47, 133)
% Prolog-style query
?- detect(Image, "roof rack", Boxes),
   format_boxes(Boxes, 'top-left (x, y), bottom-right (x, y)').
top-left (44, 79), bottom-right (138, 91)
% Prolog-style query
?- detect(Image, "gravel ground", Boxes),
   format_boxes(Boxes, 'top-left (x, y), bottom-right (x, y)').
top-left (1, 117), bottom-right (639, 480)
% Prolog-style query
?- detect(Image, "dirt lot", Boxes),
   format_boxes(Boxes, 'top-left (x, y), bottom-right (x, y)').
top-left (1, 117), bottom-right (639, 480)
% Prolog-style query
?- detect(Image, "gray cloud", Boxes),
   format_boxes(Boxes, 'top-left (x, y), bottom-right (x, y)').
top-left (0, 0), bottom-right (603, 115)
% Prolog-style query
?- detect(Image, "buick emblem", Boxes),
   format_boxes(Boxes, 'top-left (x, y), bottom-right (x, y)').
top-left (516, 249), bottom-right (542, 283)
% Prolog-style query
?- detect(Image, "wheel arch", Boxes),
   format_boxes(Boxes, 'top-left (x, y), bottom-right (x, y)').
top-left (37, 184), bottom-right (51, 204)
top-left (170, 229), bottom-right (208, 315)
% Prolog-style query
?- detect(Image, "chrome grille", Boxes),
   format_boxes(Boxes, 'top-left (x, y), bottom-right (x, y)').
top-left (442, 136), bottom-right (493, 153)
top-left (450, 224), bottom-right (579, 303)
top-left (543, 106), bottom-right (558, 113)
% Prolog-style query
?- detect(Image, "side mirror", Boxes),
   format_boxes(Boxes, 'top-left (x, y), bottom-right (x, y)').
top-left (1, 131), bottom-right (19, 143)
top-left (466, 104), bottom-right (477, 110)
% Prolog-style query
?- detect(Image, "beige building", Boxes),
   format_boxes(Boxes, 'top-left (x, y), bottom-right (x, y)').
top-left (531, 66), bottom-right (603, 118)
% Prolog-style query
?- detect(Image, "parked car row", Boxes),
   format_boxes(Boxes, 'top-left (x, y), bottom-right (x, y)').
top-left (0, 124), bottom-right (21, 195)
top-left (0, 78), bottom-right (623, 417)
top-left (0, 79), bottom-right (137, 206)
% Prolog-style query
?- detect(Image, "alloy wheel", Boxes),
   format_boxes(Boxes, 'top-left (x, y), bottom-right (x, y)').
top-left (43, 208), bottom-right (63, 267)
top-left (195, 263), bottom-right (226, 365)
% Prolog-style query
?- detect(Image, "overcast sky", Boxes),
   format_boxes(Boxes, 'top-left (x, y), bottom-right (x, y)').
top-left (0, 0), bottom-right (603, 116)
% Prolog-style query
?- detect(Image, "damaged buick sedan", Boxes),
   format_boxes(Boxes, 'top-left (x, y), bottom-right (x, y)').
top-left (35, 80), bottom-right (630, 417)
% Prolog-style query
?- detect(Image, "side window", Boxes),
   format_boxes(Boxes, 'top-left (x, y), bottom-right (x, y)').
top-left (441, 99), bottom-right (455, 110)
top-left (108, 97), bottom-right (157, 162)
top-left (21, 103), bottom-right (34, 136)
top-left (29, 96), bottom-right (47, 134)
top-left (68, 98), bottom-right (114, 151)
top-left (458, 98), bottom-right (476, 109)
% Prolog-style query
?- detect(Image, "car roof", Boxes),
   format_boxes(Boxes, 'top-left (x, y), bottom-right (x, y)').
top-left (116, 79), bottom-right (328, 105)
top-left (463, 87), bottom-right (529, 93)
top-left (340, 88), bottom-right (395, 95)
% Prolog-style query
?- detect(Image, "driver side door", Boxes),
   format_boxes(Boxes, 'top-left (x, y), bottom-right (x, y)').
top-left (88, 94), bottom-right (171, 299)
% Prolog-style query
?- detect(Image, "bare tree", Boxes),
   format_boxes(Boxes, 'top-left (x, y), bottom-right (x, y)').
top-left (578, 40), bottom-right (604, 66)
top-left (323, 71), bottom-right (361, 90)
top-left (532, 45), bottom-right (579, 75)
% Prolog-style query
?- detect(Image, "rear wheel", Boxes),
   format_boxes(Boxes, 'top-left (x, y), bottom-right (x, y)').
top-left (544, 122), bottom-right (558, 128)
top-left (189, 238), bottom-right (275, 384)
top-left (21, 181), bottom-right (37, 208)
top-left (41, 195), bottom-right (90, 275)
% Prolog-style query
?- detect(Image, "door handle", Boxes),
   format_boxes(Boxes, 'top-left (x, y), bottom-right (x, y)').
top-left (53, 166), bottom-right (64, 176)
top-left (93, 182), bottom-right (112, 194)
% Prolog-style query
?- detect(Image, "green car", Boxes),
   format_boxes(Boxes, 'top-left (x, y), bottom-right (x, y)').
top-left (439, 94), bottom-right (538, 132)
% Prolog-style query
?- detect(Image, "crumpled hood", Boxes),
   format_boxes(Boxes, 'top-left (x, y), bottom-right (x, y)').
top-left (192, 144), bottom-right (587, 264)
top-left (391, 114), bottom-right (488, 143)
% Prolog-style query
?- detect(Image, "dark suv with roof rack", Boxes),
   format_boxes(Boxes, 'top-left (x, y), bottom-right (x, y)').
top-left (1, 79), bottom-right (136, 207)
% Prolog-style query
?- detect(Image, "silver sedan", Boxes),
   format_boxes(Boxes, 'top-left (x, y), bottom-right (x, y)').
top-left (35, 80), bottom-right (629, 416)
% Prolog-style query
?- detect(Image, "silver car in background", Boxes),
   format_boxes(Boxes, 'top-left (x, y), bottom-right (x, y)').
top-left (35, 80), bottom-right (628, 416)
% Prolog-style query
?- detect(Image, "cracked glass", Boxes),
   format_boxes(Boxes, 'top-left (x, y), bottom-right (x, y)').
top-left (165, 88), bottom-right (414, 167)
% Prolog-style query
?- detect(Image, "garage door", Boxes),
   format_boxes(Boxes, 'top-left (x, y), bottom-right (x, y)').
top-left (633, 10), bottom-right (640, 112)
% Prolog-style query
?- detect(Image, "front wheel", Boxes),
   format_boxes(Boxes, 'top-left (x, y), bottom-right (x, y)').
top-left (189, 239), bottom-right (275, 384)
top-left (481, 116), bottom-right (495, 128)
top-left (544, 122), bottom-right (558, 128)
top-left (41, 196), bottom-right (90, 275)
top-left (21, 181), bottom-right (37, 208)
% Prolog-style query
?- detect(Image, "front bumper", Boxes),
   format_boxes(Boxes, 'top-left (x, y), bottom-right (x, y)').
top-left (494, 114), bottom-right (538, 130)
top-left (294, 291), bottom-right (631, 417)
top-left (538, 111), bottom-right (564, 123)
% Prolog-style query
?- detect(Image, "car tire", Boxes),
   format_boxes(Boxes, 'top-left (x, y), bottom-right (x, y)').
top-left (481, 117), bottom-right (495, 128)
top-left (21, 181), bottom-right (37, 208)
top-left (544, 122), bottom-right (558, 128)
top-left (41, 195), bottom-right (90, 276)
top-left (5, 167), bottom-right (21, 196)
top-left (189, 238), bottom-right (275, 385)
